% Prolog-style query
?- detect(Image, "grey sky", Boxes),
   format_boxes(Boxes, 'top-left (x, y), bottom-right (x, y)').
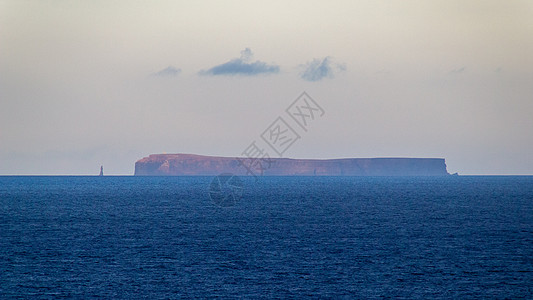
top-left (1, 0), bottom-right (532, 175)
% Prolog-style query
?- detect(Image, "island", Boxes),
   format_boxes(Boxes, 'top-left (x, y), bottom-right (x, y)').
top-left (134, 153), bottom-right (450, 176)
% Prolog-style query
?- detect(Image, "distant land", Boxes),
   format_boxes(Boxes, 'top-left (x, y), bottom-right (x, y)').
top-left (134, 154), bottom-right (450, 176)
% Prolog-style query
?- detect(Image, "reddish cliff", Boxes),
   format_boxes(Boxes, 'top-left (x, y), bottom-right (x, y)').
top-left (134, 153), bottom-right (449, 176)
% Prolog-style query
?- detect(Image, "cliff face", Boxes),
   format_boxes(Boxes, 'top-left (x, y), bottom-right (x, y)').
top-left (134, 154), bottom-right (449, 176)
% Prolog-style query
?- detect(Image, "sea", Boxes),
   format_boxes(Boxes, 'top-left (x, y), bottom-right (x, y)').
top-left (0, 176), bottom-right (532, 299)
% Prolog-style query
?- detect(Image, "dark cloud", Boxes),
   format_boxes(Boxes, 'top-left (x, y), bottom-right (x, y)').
top-left (300, 57), bottom-right (346, 82)
top-left (200, 48), bottom-right (279, 76)
top-left (153, 66), bottom-right (181, 77)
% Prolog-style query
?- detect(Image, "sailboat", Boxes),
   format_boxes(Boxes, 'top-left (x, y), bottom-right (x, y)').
top-left (99, 165), bottom-right (104, 176)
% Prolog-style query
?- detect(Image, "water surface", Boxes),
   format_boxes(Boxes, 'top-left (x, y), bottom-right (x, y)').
top-left (1, 176), bottom-right (532, 298)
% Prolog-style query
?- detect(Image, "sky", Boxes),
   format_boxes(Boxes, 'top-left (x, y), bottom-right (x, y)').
top-left (1, 0), bottom-right (532, 175)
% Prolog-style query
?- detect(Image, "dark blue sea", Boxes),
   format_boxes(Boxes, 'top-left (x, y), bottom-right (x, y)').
top-left (1, 176), bottom-right (532, 299)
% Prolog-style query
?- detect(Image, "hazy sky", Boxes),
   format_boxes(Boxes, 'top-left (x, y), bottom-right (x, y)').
top-left (1, 0), bottom-right (532, 175)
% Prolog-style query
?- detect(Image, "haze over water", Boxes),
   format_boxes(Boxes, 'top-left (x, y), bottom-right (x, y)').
top-left (1, 1), bottom-right (533, 175)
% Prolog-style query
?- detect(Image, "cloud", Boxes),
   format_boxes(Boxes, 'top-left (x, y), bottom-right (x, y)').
top-left (450, 67), bottom-right (466, 74)
top-left (153, 66), bottom-right (181, 77)
top-left (200, 48), bottom-right (280, 76)
top-left (239, 48), bottom-right (253, 61)
top-left (299, 57), bottom-right (346, 82)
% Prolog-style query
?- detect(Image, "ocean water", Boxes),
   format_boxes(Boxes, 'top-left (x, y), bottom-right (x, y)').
top-left (0, 176), bottom-right (532, 299)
